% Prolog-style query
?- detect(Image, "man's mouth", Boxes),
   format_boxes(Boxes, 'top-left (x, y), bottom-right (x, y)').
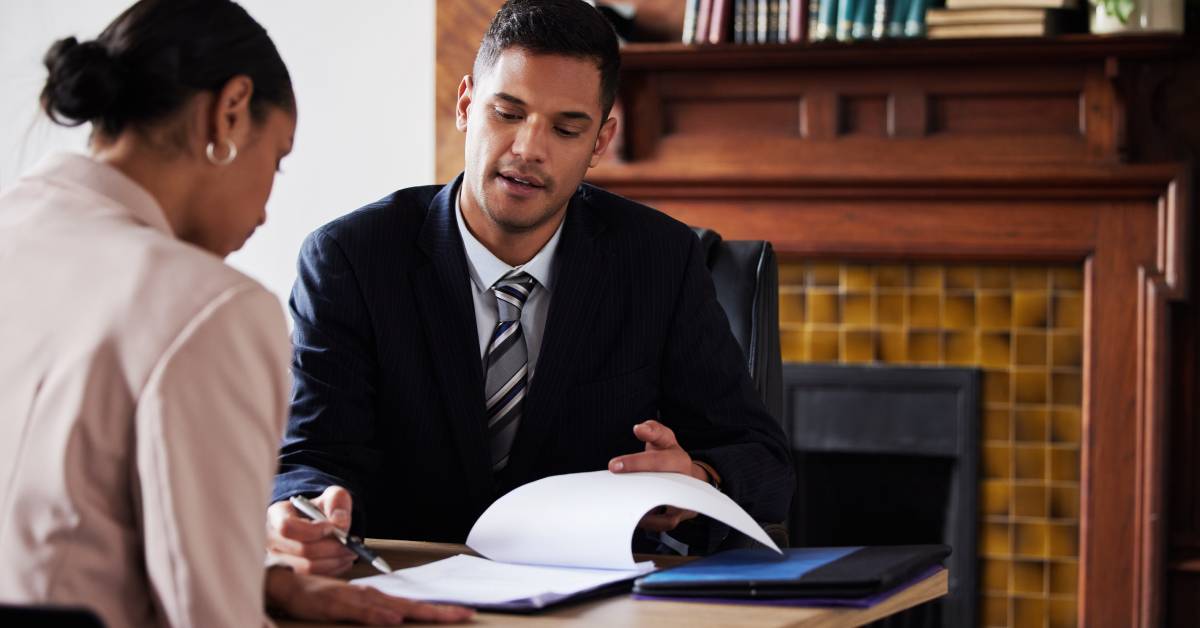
top-left (498, 171), bottom-right (546, 190)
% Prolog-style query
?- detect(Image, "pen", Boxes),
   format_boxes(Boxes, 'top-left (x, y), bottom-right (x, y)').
top-left (289, 495), bottom-right (392, 574)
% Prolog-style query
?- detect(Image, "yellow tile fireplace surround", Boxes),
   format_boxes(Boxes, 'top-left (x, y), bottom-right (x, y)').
top-left (779, 261), bottom-right (1083, 628)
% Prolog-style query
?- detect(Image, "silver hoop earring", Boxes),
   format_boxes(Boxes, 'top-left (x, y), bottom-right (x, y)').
top-left (205, 139), bottom-right (238, 166)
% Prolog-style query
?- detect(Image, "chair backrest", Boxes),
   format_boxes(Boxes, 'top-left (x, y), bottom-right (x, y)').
top-left (692, 227), bottom-right (788, 548)
top-left (0, 604), bottom-right (106, 627)
top-left (691, 227), bottom-right (783, 424)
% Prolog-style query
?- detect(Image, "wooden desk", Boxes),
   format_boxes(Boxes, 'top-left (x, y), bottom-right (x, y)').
top-left (277, 540), bottom-right (948, 627)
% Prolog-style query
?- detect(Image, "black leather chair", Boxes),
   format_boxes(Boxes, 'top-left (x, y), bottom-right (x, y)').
top-left (0, 604), bottom-right (106, 627)
top-left (691, 227), bottom-right (783, 424)
top-left (691, 227), bottom-right (789, 548)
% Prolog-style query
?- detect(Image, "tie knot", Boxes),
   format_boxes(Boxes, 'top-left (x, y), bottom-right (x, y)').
top-left (492, 271), bottom-right (536, 322)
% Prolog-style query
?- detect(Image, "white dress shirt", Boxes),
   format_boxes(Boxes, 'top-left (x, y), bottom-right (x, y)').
top-left (454, 186), bottom-right (563, 382)
top-left (0, 153), bottom-right (290, 628)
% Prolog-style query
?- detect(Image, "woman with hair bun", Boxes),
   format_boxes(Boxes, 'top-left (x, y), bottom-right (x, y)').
top-left (0, 1), bottom-right (470, 626)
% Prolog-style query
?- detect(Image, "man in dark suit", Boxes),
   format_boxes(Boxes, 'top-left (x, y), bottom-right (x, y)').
top-left (266, 0), bottom-right (793, 575)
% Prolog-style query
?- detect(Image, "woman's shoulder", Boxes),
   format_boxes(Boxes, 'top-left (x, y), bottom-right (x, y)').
top-left (129, 232), bottom-right (281, 329)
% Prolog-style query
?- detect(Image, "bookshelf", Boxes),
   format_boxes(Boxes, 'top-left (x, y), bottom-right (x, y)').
top-left (617, 33), bottom-right (1189, 66)
top-left (437, 4), bottom-right (1200, 624)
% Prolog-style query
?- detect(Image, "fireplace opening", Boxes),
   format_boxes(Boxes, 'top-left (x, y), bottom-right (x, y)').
top-left (784, 364), bottom-right (980, 628)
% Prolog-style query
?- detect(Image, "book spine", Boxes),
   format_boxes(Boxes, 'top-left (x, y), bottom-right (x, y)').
top-left (710, 0), bottom-right (732, 43)
top-left (774, 0), bottom-right (785, 42)
top-left (851, 0), bottom-right (874, 39)
top-left (757, 0), bottom-right (770, 43)
top-left (682, 0), bottom-right (699, 43)
top-left (871, 0), bottom-right (889, 38)
top-left (836, 0), bottom-right (856, 40)
top-left (696, 0), bottom-right (714, 44)
top-left (789, 0), bottom-right (805, 41)
top-left (808, 0), bottom-right (822, 40)
top-left (734, 0), bottom-right (745, 44)
top-left (887, 0), bottom-right (909, 36)
top-left (904, 0), bottom-right (926, 36)
top-left (772, 0), bottom-right (782, 41)
top-left (815, 0), bottom-right (838, 40)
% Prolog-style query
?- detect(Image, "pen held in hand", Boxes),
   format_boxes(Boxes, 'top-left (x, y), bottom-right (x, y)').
top-left (289, 494), bottom-right (392, 574)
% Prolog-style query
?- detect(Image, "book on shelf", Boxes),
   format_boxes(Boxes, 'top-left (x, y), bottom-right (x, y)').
top-left (836, 0), bottom-right (855, 40)
top-left (682, 0), bottom-right (699, 43)
top-left (945, 0), bottom-right (1077, 9)
top-left (709, 0), bottom-right (733, 43)
top-left (851, 0), bottom-right (874, 39)
top-left (887, 0), bottom-right (911, 36)
top-left (729, 0), bottom-right (739, 42)
top-left (904, 0), bottom-right (927, 36)
top-left (778, 0), bottom-right (791, 42)
top-left (758, 0), bottom-right (771, 42)
top-left (928, 21), bottom-right (1051, 36)
top-left (690, 0), bottom-right (939, 45)
top-left (696, 0), bottom-right (714, 45)
top-left (927, 7), bottom-right (1060, 25)
top-left (808, 0), bottom-right (822, 40)
top-left (927, 12), bottom-right (1082, 37)
top-left (789, 0), bottom-right (807, 41)
top-left (926, 6), bottom-right (1084, 38)
top-left (871, 0), bottom-right (890, 39)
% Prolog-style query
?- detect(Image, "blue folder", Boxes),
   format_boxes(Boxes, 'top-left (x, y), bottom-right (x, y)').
top-left (633, 544), bottom-right (950, 600)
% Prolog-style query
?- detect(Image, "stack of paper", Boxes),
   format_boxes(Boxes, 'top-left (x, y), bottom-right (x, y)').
top-left (353, 471), bottom-right (780, 610)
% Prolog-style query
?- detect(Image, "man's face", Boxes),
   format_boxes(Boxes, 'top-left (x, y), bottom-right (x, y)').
top-left (456, 47), bottom-right (615, 234)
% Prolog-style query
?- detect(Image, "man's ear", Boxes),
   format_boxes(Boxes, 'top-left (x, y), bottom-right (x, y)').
top-left (207, 75), bottom-right (254, 159)
top-left (455, 74), bottom-right (474, 133)
top-left (589, 116), bottom-right (619, 168)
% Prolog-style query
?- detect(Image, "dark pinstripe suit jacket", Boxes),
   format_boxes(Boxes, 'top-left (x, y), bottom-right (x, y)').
top-left (272, 175), bottom-right (793, 546)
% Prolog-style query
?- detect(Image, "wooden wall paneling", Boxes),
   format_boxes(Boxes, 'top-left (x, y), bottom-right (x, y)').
top-left (1083, 201), bottom-right (1155, 627)
top-left (887, 88), bottom-right (927, 138)
top-left (620, 0), bottom-right (686, 42)
top-left (616, 71), bottom-right (662, 161)
top-left (803, 88), bottom-right (837, 141)
top-left (435, 0), bottom-right (502, 183)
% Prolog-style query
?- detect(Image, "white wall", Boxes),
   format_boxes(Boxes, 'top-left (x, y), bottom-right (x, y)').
top-left (0, 0), bottom-right (437, 302)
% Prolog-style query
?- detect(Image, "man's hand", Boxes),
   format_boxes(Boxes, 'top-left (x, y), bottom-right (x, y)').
top-left (608, 419), bottom-right (709, 532)
top-left (265, 566), bottom-right (473, 625)
top-left (267, 485), bottom-right (357, 575)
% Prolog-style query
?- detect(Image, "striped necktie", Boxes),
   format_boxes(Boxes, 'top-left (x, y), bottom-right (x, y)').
top-left (483, 271), bottom-right (537, 472)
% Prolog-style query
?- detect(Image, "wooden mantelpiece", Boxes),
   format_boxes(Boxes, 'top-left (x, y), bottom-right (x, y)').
top-left (437, 7), bottom-right (1198, 624)
top-left (593, 36), bottom-right (1193, 182)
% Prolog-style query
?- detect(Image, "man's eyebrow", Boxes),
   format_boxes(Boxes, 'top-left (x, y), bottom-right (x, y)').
top-left (558, 111), bottom-right (593, 123)
top-left (494, 92), bottom-right (594, 123)
top-left (495, 92), bottom-right (526, 106)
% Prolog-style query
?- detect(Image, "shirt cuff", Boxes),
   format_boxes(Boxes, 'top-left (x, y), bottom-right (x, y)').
top-left (692, 459), bottom-right (722, 490)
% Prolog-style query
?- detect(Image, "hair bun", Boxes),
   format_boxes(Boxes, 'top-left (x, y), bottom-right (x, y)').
top-left (41, 36), bottom-right (125, 127)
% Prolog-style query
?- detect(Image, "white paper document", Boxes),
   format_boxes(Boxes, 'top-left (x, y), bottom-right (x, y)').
top-left (353, 470), bottom-right (781, 610)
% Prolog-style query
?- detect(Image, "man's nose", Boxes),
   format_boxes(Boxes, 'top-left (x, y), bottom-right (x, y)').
top-left (510, 120), bottom-right (548, 163)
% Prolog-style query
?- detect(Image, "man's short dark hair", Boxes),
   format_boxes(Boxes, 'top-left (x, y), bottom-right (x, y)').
top-left (474, 0), bottom-right (621, 119)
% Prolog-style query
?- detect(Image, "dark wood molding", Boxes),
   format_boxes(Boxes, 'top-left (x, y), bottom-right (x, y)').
top-left (618, 34), bottom-right (1191, 70)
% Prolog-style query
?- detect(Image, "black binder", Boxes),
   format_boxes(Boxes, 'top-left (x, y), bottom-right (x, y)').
top-left (633, 544), bottom-right (951, 600)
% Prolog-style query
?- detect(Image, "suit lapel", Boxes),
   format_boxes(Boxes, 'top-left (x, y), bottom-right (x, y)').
top-left (412, 176), bottom-right (493, 507)
top-left (504, 189), bottom-right (609, 486)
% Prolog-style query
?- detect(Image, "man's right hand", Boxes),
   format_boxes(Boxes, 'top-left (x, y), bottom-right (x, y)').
top-left (267, 485), bottom-right (358, 575)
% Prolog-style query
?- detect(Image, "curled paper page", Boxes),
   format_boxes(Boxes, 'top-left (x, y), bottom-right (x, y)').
top-left (466, 470), bottom-right (782, 570)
